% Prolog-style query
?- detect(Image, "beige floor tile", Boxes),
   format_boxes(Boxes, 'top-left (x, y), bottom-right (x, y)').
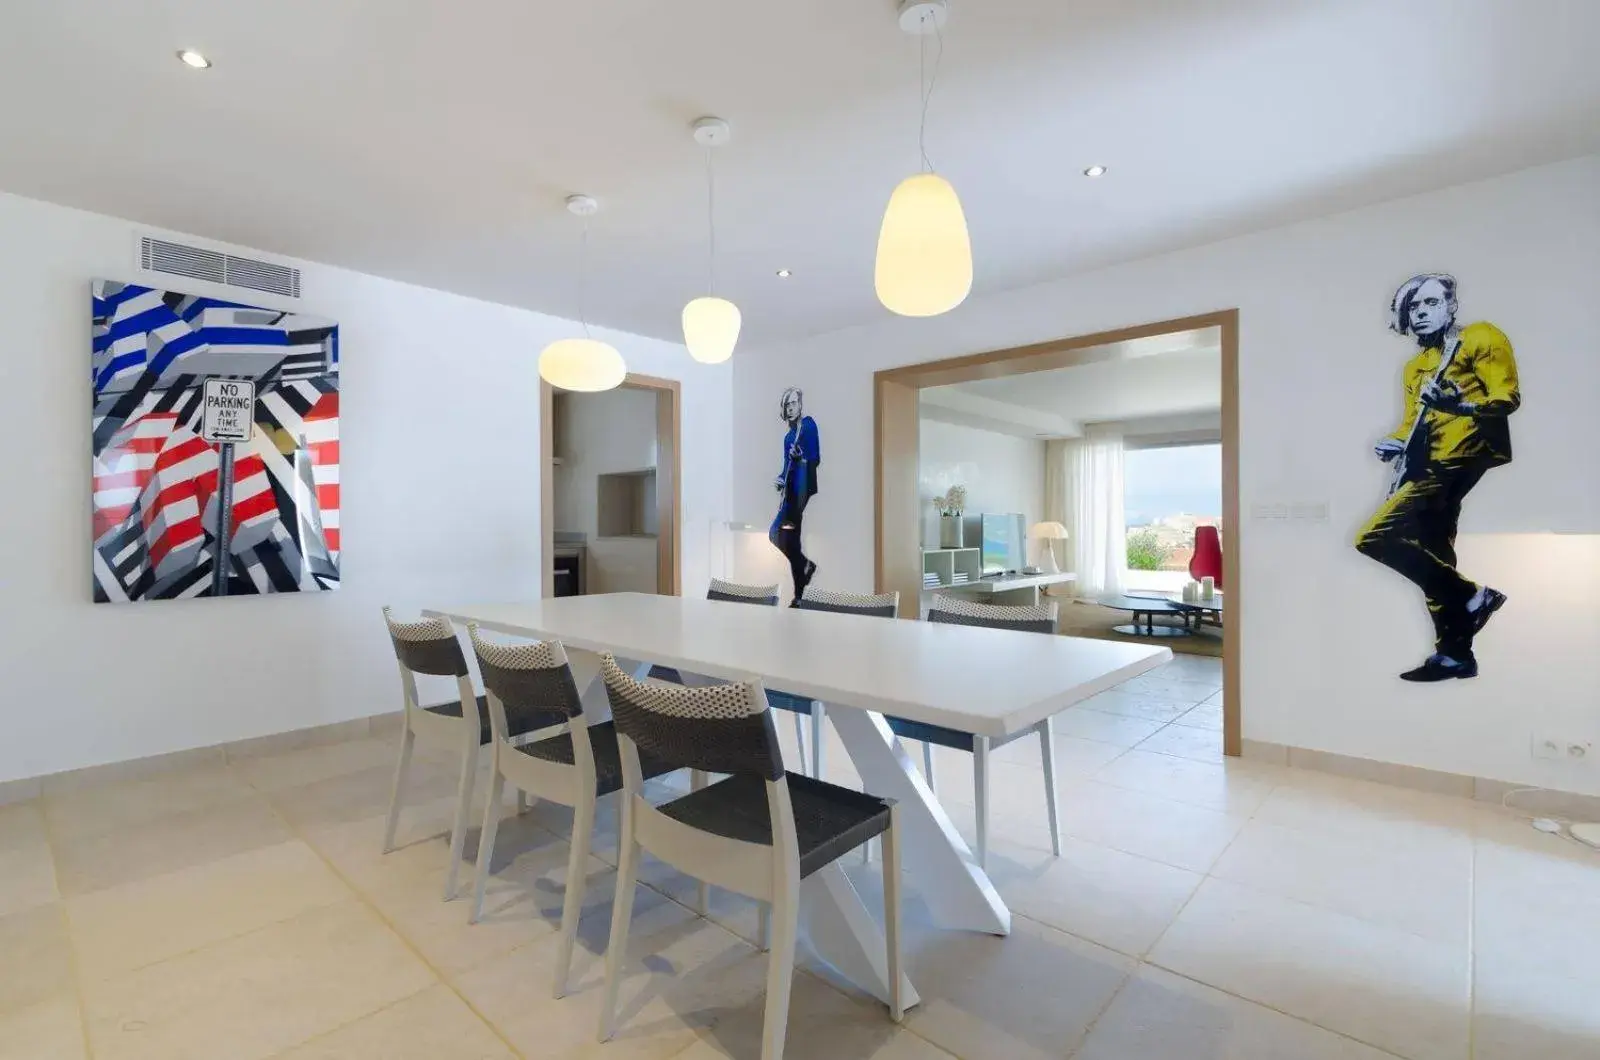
top-left (1473, 832), bottom-right (1600, 990)
top-left (1075, 966), bottom-right (1398, 1059)
top-left (1081, 689), bottom-right (1196, 723)
top-left (1211, 819), bottom-right (1470, 946)
top-left (0, 803), bottom-right (58, 917)
top-left (66, 839), bottom-right (351, 980)
top-left (266, 759), bottom-right (465, 831)
top-left (362, 813), bottom-right (612, 975)
top-left (451, 887), bottom-right (755, 1060)
top-left (1473, 952), bottom-right (1600, 1060)
top-left (1092, 750), bottom-right (1278, 815)
top-left (82, 899), bottom-right (435, 1060)
top-left (1052, 781), bottom-right (1247, 873)
top-left (51, 794), bottom-right (292, 898)
top-left (42, 765), bottom-right (258, 844)
top-left (984, 834), bottom-right (1202, 957)
top-left (1053, 708), bottom-right (1168, 748)
top-left (0, 993), bottom-right (86, 1060)
top-left (301, 793), bottom-right (472, 888)
top-left (990, 730), bottom-right (1129, 777)
top-left (668, 968), bottom-right (955, 1060)
top-left (1173, 702), bottom-right (1224, 730)
top-left (233, 737), bottom-right (409, 793)
top-left (0, 903), bottom-right (72, 1016)
top-left (1115, 671), bottom-right (1221, 703)
top-left (1136, 724), bottom-right (1225, 763)
top-left (268, 983), bottom-right (515, 1060)
top-left (1251, 774), bottom-right (1475, 860)
top-left (1148, 878), bottom-right (1468, 1060)
top-left (903, 913), bottom-right (1134, 1060)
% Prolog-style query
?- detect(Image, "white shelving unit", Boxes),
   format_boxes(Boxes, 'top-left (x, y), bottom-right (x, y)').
top-left (921, 547), bottom-right (982, 589)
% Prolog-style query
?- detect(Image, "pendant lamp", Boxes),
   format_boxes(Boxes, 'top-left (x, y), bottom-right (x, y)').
top-left (539, 195), bottom-right (626, 392)
top-left (876, 0), bottom-right (972, 318)
top-left (682, 117), bottom-right (741, 364)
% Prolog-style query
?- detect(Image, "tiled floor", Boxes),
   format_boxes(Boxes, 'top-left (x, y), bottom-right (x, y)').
top-left (2, 655), bottom-right (1597, 1059)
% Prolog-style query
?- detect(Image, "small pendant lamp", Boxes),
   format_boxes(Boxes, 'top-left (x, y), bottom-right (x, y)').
top-left (682, 117), bottom-right (741, 364)
top-left (539, 195), bottom-right (626, 392)
top-left (875, 0), bottom-right (972, 318)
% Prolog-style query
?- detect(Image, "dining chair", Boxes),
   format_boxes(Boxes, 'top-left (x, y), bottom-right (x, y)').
top-left (890, 594), bottom-right (1064, 868)
top-left (652, 578), bottom-right (829, 779)
top-left (465, 625), bottom-right (679, 998)
top-left (380, 607), bottom-right (489, 901)
top-left (597, 655), bottom-right (903, 1060)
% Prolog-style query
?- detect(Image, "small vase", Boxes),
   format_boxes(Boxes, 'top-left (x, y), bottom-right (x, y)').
top-left (939, 514), bottom-right (964, 548)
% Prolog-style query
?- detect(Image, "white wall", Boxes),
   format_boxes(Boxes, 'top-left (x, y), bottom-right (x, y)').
top-left (918, 418), bottom-right (1045, 547)
top-left (0, 190), bottom-right (731, 784)
top-left (554, 387), bottom-right (661, 594)
top-left (733, 154), bottom-right (1600, 795)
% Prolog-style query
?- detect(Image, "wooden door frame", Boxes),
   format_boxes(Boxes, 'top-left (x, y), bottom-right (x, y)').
top-left (541, 373), bottom-right (682, 598)
top-left (873, 309), bottom-right (1242, 756)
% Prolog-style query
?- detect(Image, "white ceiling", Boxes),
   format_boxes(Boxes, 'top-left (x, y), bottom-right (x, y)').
top-left (923, 329), bottom-right (1221, 437)
top-left (3, 1), bottom-right (1598, 344)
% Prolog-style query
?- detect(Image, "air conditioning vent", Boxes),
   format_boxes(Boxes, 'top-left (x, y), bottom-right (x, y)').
top-left (136, 236), bottom-right (301, 298)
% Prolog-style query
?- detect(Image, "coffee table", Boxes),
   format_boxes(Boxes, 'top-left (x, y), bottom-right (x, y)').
top-left (1104, 593), bottom-right (1195, 638)
top-left (1172, 592), bottom-right (1224, 627)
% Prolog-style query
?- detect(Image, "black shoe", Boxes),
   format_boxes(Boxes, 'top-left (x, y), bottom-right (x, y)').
top-left (1466, 587), bottom-right (1506, 635)
top-left (1399, 654), bottom-right (1478, 682)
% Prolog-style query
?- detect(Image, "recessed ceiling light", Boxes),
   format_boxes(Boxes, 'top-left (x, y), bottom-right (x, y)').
top-left (1083, 165), bottom-right (1107, 178)
top-left (776, 269), bottom-right (793, 278)
top-left (177, 50), bottom-right (211, 69)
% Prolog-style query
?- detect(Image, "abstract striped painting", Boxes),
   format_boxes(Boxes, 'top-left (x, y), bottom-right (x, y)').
top-left (91, 279), bottom-right (340, 602)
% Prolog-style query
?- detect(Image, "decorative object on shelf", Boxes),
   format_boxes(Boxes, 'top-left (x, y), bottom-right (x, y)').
top-left (1200, 575), bottom-right (1215, 601)
top-left (770, 386), bottom-right (821, 605)
top-left (1355, 272), bottom-right (1519, 683)
top-left (682, 117), bottom-right (741, 365)
top-left (933, 485), bottom-right (967, 547)
top-left (1027, 520), bottom-right (1069, 575)
top-left (539, 195), bottom-right (625, 392)
top-left (91, 279), bottom-right (340, 602)
top-left (875, 0), bottom-right (971, 317)
top-left (1181, 580), bottom-right (1200, 603)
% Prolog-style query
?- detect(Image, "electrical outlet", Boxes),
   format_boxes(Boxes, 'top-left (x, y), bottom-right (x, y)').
top-left (1531, 733), bottom-right (1594, 764)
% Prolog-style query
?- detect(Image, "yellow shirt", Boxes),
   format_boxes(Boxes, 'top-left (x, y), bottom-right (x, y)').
top-left (1387, 321), bottom-right (1520, 465)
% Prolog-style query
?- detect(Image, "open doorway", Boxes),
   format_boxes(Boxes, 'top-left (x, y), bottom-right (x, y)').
top-left (540, 374), bottom-right (681, 599)
top-left (877, 311), bottom-right (1241, 755)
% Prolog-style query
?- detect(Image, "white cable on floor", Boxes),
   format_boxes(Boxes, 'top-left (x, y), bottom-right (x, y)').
top-left (1499, 786), bottom-right (1599, 850)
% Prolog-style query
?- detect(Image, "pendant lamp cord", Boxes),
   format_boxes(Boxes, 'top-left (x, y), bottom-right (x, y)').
top-left (579, 214), bottom-right (592, 339)
top-left (918, 13), bottom-right (944, 172)
top-left (705, 143), bottom-right (716, 295)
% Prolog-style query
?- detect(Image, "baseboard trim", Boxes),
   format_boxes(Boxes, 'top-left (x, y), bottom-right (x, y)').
top-left (1239, 739), bottom-right (1600, 820)
top-left (0, 712), bottom-right (403, 806)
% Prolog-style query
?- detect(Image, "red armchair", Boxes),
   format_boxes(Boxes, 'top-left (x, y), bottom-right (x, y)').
top-left (1189, 525), bottom-right (1223, 589)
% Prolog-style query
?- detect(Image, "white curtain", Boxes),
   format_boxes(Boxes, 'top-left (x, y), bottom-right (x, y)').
top-left (1054, 429), bottom-right (1126, 600)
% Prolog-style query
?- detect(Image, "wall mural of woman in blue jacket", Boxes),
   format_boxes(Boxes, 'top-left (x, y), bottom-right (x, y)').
top-left (771, 386), bottom-right (820, 605)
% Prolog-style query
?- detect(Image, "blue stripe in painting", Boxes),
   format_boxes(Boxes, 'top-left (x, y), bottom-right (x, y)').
top-left (195, 326), bottom-right (290, 347)
top-left (95, 352), bottom-right (148, 391)
top-left (146, 331), bottom-right (207, 376)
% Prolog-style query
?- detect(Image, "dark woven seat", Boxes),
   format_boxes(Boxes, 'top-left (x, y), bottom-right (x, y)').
top-left (514, 720), bottom-right (678, 796)
top-left (657, 773), bottom-right (891, 878)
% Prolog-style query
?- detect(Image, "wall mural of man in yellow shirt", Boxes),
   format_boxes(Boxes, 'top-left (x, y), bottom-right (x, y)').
top-left (1355, 273), bottom-right (1520, 682)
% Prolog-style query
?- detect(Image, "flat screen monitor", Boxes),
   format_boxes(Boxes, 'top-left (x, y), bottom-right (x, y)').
top-left (980, 513), bottom-right (1025, 575)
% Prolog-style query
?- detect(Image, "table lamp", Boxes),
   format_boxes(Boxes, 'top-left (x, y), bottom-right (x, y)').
top-left (1027, 521), bottom-right (1069, 574)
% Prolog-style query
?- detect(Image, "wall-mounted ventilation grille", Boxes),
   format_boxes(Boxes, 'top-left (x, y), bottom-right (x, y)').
top-left (137, 236), bottom-right (301, 298)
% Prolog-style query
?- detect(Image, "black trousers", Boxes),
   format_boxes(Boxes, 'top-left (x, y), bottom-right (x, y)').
top-left (1354, 459), bottom-right (1490, 659)
top-left (770, 495), bottom-right (811, 600)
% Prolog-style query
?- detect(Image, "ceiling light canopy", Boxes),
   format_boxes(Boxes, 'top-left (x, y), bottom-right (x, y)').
top-left (683, 117), bottom-right (740, 365)
top-left (177, 49), bottom-right (211, 69)
top-left (539, 195), bottom-right (625, 392)
top-left (1083, 165), bottom-right (1107, 178)
top-left (776, 269), bottom-right (792, 278)
top-left (876, 0), bottom-right (971, 318)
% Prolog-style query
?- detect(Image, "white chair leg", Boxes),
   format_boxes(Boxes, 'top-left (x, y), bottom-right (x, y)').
top-left (443, 734), bottom-right (479, 901)
top-left (973, 735), bottom-right (990, 871)
top-left (761, 883), bottom-right (800, 1060)
top-left (882, 804), bottom-right (905, 1023)
top-left (792, 713), bottom-right (809, 776)
top-left (517, 790), bottom-right (529, 815)
top-left (469, 769), bottom-right (506, 924)
top-left (922, 741), bottom-right (937, 796)
top-left (759, 902), bottom-right (772, 951)
top-left (691, 769), bottom-right (710, 915)
top-left (811, 703), bottom-right (826, 779)
top-left (1037, 718), bottom-right (1062, 857)
top-left (554, 788), bottom-right (595, 998)
top-left (381, 725), bottom-right (415, 854)
top-left (598, 805), bottom-right (641, 1043)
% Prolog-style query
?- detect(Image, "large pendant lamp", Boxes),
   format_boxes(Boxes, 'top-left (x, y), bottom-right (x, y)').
top-left (875, 0), bottom-right (971, 318)
top-left (539, 195), bottom-right (626, 392)
top-left (682, 117), bottom-right (741, 364)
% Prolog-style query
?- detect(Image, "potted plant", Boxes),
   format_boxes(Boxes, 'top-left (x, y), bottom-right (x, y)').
top-left (935, 485), bottom-right (967, 547)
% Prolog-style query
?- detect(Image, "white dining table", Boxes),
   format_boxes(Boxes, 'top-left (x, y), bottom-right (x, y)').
top-left (428, 593), bottom-right (1171, 1008)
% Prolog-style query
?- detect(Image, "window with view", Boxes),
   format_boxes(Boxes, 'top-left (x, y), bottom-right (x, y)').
top-left (1123, 443), bottom-right (1221, 578)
